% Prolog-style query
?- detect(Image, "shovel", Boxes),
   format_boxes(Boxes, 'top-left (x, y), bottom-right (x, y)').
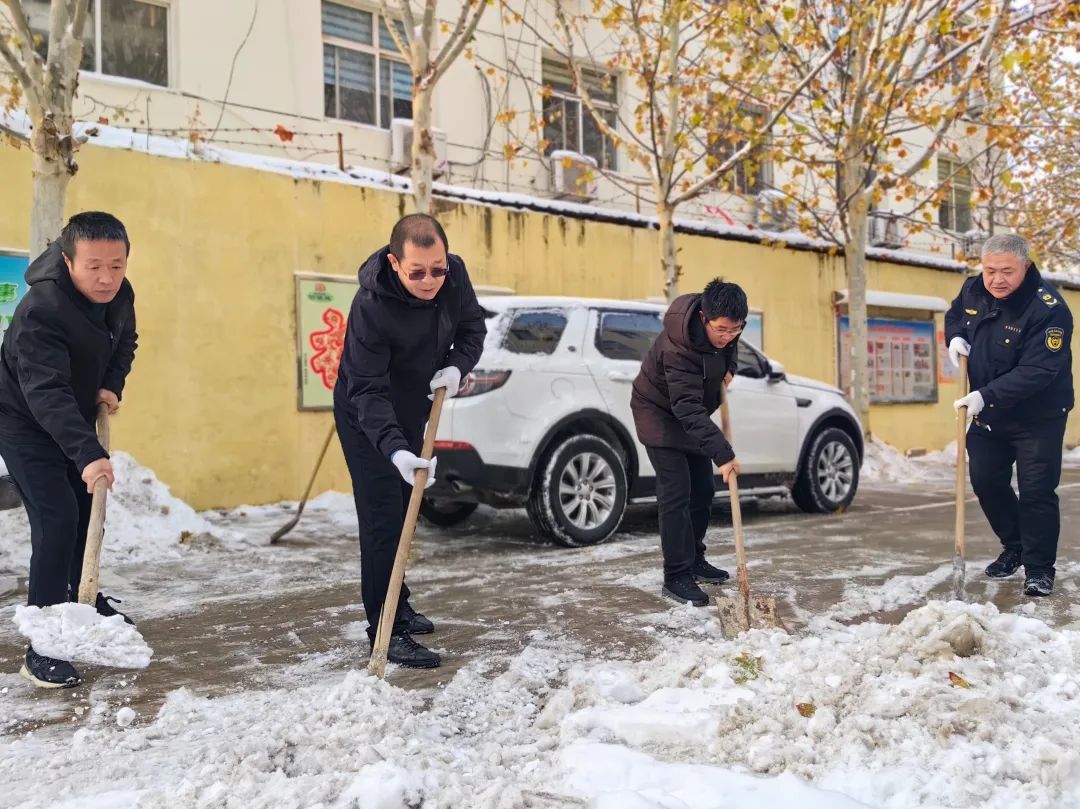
top-left (952, 355), bottom-right (969, 601)
top-left (270, 423), bottom-right (337, 544)
top-left (714, 386), bottom-right (785, 636)
top-left (369, 387), bottom-right (447, 678)
top-left (77, 404), bottom-right (111, 605)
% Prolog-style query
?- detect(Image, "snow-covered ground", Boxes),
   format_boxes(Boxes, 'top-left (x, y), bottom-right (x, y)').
top-left (860, 437), bottom-right (957, 484)
top-left (2, 448), bottom-right (1080, 809)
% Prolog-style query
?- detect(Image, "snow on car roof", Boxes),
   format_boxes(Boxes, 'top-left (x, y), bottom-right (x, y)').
top-left (478, 295), bottom-right (666, 314)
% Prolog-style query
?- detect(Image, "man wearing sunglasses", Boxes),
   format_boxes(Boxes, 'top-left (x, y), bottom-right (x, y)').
top-left (334, 213), bottom-right (487, 669)
top-left (631, 278), bottom-right (746, 607)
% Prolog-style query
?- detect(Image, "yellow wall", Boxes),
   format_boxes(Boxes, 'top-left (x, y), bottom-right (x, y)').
top-left (0, 142), bottom-right (1077, 508)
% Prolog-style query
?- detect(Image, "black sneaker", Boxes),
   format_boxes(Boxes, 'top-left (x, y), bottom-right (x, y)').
top-left (378, 633), bottom-right (441, 669)
top-left (20, 647), bottom-right (82, 689)
top-left (662, 575), bottom-right (710, 607)
top-left (400, 601), bottom-right (434, 635)
top-left (1023, 573), bottom-right (1054, 597)
top-left (985, 548), bottom-right (1022, 579)
top-left (96, 593), bottom-right (134, 626)
top-left (693, 558), bottom-right (730, 584)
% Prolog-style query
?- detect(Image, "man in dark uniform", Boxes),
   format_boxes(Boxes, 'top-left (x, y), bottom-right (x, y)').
top-left (631, 278), bottom-right (743, 607)
top-left (0, 212), bottom-right (138, 688)
top-left (945, 233), bottom-right (1073, 597)
top-left (334, 214), bottom-right (486, 668)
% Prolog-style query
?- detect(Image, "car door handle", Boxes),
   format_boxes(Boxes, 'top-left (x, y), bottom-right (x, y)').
top-left (608, 371), bottom-right (636, 383)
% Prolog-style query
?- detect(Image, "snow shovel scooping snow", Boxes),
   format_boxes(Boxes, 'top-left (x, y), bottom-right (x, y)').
top-left (14, 404), bottom-right (152, 681)
top-left (714, 386), bottom-right (785, 637)
top-left (369, 387), bottom-right (447, 678)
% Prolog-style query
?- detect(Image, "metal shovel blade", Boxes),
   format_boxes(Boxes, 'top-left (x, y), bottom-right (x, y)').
top-left (716, 593), bottom-right (784, 638)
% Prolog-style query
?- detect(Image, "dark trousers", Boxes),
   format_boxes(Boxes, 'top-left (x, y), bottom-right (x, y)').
top-left (0, 430), bottom-right (92, 607)
top-left (646, 446), bottom-right (715, 580)
top-left (968, 416), bottom-right (1067, 576)
top-left (334, 404), bottom-right (415, 641)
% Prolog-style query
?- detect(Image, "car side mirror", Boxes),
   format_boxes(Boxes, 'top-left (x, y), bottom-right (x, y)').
top-left (766, 359), bottom-right (786, 383)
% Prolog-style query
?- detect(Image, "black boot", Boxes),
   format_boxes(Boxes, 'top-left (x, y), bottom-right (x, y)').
top-left (377, 633), bottom-right (441, 669)
top-left (985, 548), bottom-right (1022, 579)
top-left (400, 601), bottom-right (434, 635)
top-left (96, 593), bottom-right (135, 626)
top-left (1023, 573), bottom-right (1054, 597)
top-left (693, 557), bottom-right (730, 584)
top-left (20, 647), bottom-right (81, 689)
top-left (662, 575), bottom-right (710, 607)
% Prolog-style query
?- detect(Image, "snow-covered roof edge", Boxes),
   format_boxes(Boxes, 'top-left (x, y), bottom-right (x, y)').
top-left (2, 110), bottom-right (1078, 291)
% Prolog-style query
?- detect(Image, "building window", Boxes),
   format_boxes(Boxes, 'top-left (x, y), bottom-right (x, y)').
top-left (938, 157), bottom-right (973, 233)
top-left (26, 0), bottom-right (169, 86)
top-left (707, 105), bottom-right (771, 195)
top-left (322, 2), bottom-right (410, 128)
top-left (542, 57), bottom-right (618, 171)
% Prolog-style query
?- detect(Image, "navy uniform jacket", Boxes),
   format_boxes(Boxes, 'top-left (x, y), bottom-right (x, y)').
top-left (944, 266), bottom-right (1073, 425)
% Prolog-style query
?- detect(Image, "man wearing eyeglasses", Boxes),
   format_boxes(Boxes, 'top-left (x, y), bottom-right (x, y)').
top-left (631, 278), bottom-right (746, 607)
top-left (334, 213), bottom-right (487, 669)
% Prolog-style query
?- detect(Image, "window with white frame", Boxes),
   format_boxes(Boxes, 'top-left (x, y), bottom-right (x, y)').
top-left (938, 157), bottom-right (973, 233)
top-left (542, 57), bottom-right (618, 171)
top-left (322, 2), bottom-right (410, 128)
top-left (26, 0), bottom-right (170, 86)
top-left (707, 104), bottom-right (771, 195)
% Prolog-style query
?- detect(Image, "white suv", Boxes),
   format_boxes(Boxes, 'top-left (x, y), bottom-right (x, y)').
top-left (423, 296), bottom-right (863, 546)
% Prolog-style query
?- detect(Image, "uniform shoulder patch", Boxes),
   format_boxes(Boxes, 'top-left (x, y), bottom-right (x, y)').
top-left (1046, 327), bottom-right (1064, 352)
top-left (1041, 292), bottom-right (1059, 307)
top-left (964, 308), bottom-right (978, 315)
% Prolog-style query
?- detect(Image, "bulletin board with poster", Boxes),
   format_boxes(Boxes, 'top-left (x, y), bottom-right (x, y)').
top-left (837, 316), bottom-right (938, 403)
top-left (295, 273), bottom-right (359, 410)
top-left (0, 250), bottom-right (30, 341)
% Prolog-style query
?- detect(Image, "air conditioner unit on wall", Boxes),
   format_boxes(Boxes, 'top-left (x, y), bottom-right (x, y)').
top-left (868, 211), bottom-right (904, 249)
top-left (549, 150), bottom-right (599, 201)
top-left (390, 118), bottom-right (448, 179)
top-left (750, 190), bottom-right (792, 231)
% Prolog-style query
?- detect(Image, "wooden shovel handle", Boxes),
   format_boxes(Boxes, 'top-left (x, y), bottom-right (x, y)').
top-left (954, 355), bottom-right (968, 562)
top-left (369, 387), bottom-right (447, 678)
top-left (77, 404), bottom-right (111, 605)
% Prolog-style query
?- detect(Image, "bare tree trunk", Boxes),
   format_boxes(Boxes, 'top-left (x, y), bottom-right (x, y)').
top-left (411, 82), bottom-right (435, 215)
top-left (29, 111), bottom-right (76, 256)
top-left (658, 203), bottom-right (679, 302)
top-left (844, 184), bottom-right (873, 437)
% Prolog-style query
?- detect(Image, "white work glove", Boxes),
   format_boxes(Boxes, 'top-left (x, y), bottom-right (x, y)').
top-left (948, 337), bottom-right (971, 369)
top-left (391, 450), bottom-right (438, 489)
top-left (429, 366), bottom-right (462, 400)
top-left (954, 390), bottom-right (984, 418)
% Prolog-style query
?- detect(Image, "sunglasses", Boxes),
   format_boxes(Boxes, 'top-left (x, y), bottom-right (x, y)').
top-left (400, 266), bottom-right (449, 281)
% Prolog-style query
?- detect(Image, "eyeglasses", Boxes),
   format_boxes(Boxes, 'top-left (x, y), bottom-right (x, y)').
top-left (402, 267), bottom-right (449, 281)
top-left (702, 319), bottom-right (744, 337)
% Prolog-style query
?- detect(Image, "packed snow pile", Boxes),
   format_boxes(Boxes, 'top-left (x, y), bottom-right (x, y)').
top-left (861, 436), bottom-right (957, 484)
top-left (5, 601), bottom-right (1080, 809)
top-left (0, 451), bottom-right (239, 572)
top-left (13, 604), bottom-right (152, 669)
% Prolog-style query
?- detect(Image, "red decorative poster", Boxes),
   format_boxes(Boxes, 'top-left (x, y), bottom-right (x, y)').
top-left (309, 307), bottom-right (347, 390)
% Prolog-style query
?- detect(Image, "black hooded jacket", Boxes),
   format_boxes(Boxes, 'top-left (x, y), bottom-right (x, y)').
top-left (630, 293), bottom-right (738, 466)
top-left (333, 246), bottom-right (487, 458)
top-left (0, 242), bottom-right (137, 470)
top-left (944, 265), bottom-right (1073, 424)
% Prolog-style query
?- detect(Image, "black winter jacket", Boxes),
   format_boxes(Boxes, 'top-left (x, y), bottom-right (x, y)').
top-left (630, 293), bottom-right (738, 465)
top-left (333, 247), bottom-right (487, 458)
top-left (944, 266), bottom-right (1073, 425)
top-left (0, 243), bottom-right (137, 470)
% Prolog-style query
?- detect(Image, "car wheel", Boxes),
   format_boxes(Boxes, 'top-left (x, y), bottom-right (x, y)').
top-left (792, 427), bottom-right (859, 513)
top-left (527, 433), bottom-right (628, 548)
top-left (419, 499), bottom-right (478, 528)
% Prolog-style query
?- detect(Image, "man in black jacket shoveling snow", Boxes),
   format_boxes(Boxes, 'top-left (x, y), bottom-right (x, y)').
top-left (631, 278), bottom-right (744, 608)
top-left (0, 212), bottom-right (138, 688)
top-left (334, 214), bottom-right (486, 669)
top-left (945, 233), bottom-right (1073, 598)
